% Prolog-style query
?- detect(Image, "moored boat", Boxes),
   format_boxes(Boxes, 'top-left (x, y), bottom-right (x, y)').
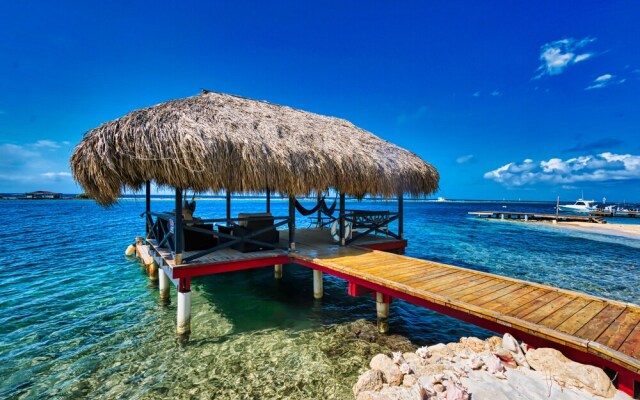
top-left (557, 198), bottom-right (597, 213)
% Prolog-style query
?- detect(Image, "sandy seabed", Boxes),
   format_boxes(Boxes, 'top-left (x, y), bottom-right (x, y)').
top-left (553, 221), bottom-right (640, 239)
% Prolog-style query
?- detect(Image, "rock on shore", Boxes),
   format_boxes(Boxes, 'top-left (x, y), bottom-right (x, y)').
top-left (353, 333), bottom-right (632, 400)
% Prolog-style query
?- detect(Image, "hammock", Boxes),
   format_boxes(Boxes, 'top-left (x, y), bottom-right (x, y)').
top-left (295, 198), bottom-right (323, 216)
top-left (320, 197), bottom-right (337, 216)
top-left (294, 195), bottom-right (338, 217)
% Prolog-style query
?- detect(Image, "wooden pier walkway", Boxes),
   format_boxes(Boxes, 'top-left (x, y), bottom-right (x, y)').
top-left (293, 244), bottom-right (640, 373)
top-left (141, 228), bottom-right (640, 393)
top-left (469, 211), bottom-right (607, 224)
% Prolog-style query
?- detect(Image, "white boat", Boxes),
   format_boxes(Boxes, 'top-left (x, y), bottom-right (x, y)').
top-left (436, 197), bottom-right (446, 202)
top-left (557, 198), bottom-right (597, 213)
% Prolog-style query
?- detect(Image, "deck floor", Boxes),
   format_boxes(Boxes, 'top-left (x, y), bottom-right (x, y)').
top-left (147, 228), bottom-right (403, 269)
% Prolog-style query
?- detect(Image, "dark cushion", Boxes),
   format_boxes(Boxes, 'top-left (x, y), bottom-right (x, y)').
top-left (184, 223), bottom-right (217, 251)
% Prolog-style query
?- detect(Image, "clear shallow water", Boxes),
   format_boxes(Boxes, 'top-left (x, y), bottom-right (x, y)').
top-left (0, 199), bottom-right (638, 399)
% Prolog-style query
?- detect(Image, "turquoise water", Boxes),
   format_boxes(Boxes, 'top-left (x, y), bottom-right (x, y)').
top-left (1, 199), bottom-right (638, 399)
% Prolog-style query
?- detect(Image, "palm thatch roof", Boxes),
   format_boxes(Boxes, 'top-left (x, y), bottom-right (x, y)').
top-left (71, 91), bottom-right (439, 206)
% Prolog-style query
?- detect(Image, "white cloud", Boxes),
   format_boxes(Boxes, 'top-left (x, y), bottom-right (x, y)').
top-left (472, 91), bottom-right (480, 97)
top-left (535, 37), bottom-right (596, 78)
top-left (574, 54), bottom-right (591, 63)
top-left (32, 140), bottom-right (62, 149)
top-left (456, 154), bottom-right (475, 164)
top-left (0, 141), bottom-right (75, 192)
top-left (484, 152), bottom-right (640, 186)
top-left (585, 74), bottom-right (625, 90)
top-left (490, 90), bottom-right (501, 97)
top-left (41, 172), bottom-right (72, 178)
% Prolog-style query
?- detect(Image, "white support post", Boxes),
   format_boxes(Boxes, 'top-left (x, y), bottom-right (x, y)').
top-left (177, 291), bottom-right (191, 335)
top-left (376, 292), bottom-right (390, 334)
top-left (313, 270), bottom-right (323, 299)
top-left (177, 290), bottom-right (191, 336)
top-left (159, 268), bottom-right (171, 304)
top-left (274, 264), bottom-right (283, 280)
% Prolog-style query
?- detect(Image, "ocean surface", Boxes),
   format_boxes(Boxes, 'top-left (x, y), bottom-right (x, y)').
top-left (1, 198), bottom-right (639, 399)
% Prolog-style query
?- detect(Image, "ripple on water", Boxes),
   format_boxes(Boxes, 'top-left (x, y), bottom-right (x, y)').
top-left (0, 200), bottom-right (638, 399)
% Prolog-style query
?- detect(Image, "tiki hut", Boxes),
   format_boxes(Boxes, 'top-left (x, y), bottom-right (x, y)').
top-left (70, 91), bottom-right (438, 206)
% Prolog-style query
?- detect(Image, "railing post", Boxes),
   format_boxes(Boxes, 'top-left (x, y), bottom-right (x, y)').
top-left (174, 188), bottom-right (183, 265)
top-left (339, 192), bottom-right (346, 246)
top-left (288, 195), bottom-right (296, 251)
top-left (398, 194), bottom-right (404, 240)
top-left (317, 192), bottom-right (322, 228)
top-left (145, 181), bottom-right (151, 236)
top-left (226, 191), bottom-right (231, 223)
top-left (266, 188), bottom-right (271, 213)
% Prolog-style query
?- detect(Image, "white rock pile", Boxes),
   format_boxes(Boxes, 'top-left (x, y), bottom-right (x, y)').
top-left (353, 333), bottom-right (632, 400)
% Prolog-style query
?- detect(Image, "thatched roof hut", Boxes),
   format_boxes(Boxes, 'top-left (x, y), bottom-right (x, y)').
top-left (71, 91), bottom-right (439, 206)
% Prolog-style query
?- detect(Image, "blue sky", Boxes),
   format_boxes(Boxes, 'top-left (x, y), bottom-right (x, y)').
top-left (1, 1), bottom-right (639, 201)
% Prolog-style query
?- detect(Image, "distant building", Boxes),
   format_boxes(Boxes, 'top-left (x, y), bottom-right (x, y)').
top-left (25, 190), bottom-right (62, 199)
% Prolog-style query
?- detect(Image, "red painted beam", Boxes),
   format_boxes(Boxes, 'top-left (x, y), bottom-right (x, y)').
top-left (293, 258), bottom-right (639, 396)
top-left (360, 240), bottom-right (407, 253)
top-left (348, 282), bottom-right (373, 297)
top-left (172, 255), bottom-right (290, 279)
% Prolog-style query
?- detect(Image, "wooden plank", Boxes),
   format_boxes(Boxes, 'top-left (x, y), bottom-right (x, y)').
top-left (396, 268), bottom-right (461, 285)
top-left (480, 285), bottom-right (538, 310)
top-left (575, 304), bottom-right (626, 341)
top-left (537, 297), bottom-right (592, 329)
top-left (618, 321), bottom-right (640, 359)
top-left (521, 295), bottom-right (576, 324)
top-left (596, 309), bottom-right (640, 350)
top-left (466, 283), bottom-right (526, 306)
top-left (439, 277), bottom-right (499, 297)
top-left (556, 301), bottom-right (608, 336)
top-left (429, 273), bottom-right (492, 294)
top-left (370, 261), bottom-right (437, 275)
top-left (511, 291), bottom-right (563, 319)
top-left (399, 267), bottom-right (472, 286)
top-left (457, 281), bottom-right (513, 303)
top-left (368, 268), bottom-right (440, 285)
top-left (421, 271), bottom-right (478, 291)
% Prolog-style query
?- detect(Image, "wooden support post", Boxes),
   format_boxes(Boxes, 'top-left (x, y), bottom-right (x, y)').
top-left (177, 278), bottom-right (191, 335)
top-left (313, 270), bottom-right (323, 299)
top-left (266, 188), bottom-right (271, 213)
top-left (398, 194), bottom-right (404, 239)
top-left (145, 181), bottom-right (151, 235)
top-left (226, 191), bottom-right (231, 223)
top-left (274, 263), bottom-right (283, 279)
top-left (148, 260), bottom-right (159, 280)
top-left (339, 192), bottom-right (346, 246)
top-left (159, 267), bottom-right (170, 303)
top-left (288, 196), bottom-right (296, 251)
top-left (376, 292), bottom-right (390, 333)
top-left (174, 188), bottom-right (183, 265)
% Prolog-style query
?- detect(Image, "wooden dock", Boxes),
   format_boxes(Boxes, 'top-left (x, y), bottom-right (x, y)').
top-left (141, 228), bottom-right (640, 394)
top-left (469, 211), bottom-right (607, 224)
top-left (590, 210), bottom-right (639, 218)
